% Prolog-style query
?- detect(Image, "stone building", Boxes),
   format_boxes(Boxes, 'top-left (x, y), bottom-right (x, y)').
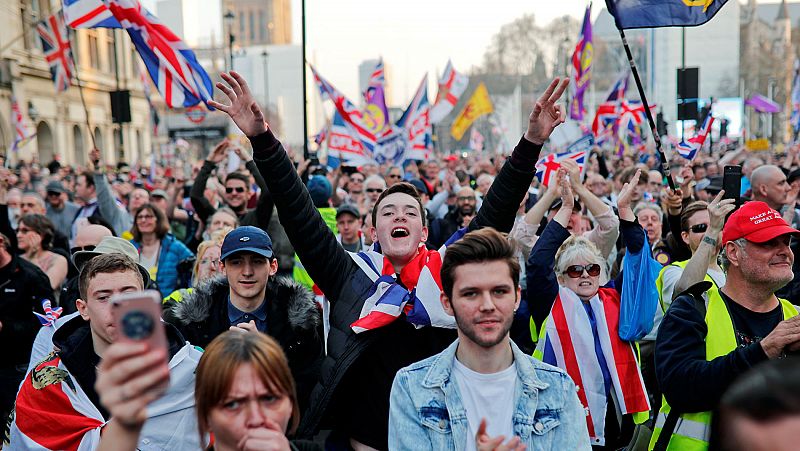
top-left (0, 0), bottom-right (153, 166)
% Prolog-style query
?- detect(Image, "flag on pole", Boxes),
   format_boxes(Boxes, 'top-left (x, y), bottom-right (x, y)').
top-left (328, 111), bottom-right (373, 166)
top-left (535, 150), bottom-right (587, 187)
top-left (393, 75), bottom-right (432, 162)
top-left (569, 5), bottom-right (593, 121)
top-left (313, 124), bottom-right (329, 146)
top-left (792, 60), bottom-right (800, 139)
top-left (430, 60), bottom-right (469, 123)
top-left (310, 65), bottom-right (377, 154)
top-left (451, 82), bottom-right (494, 141)
top-left (676, 114), bottom-right (714, 160)
top-left (605, 0), bottom-right (729, 30)
top-left (103, 0), bottom-right (214, 108)
top-left (138, 61), bottom-right (160, 135)
top-left (11, 95), bottom-right (34, 152)
top-left (606, 70), bottom-right (630, 102)
top-left (362, 59), bottom-right (391, 137)
top-left (37, 11), bottom-right (75, 93)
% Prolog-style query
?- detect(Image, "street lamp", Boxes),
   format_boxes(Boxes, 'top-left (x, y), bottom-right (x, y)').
top-left (223, 10), bottom-right (235, 71)
top-left (261, 49), bottom-right (269, 111)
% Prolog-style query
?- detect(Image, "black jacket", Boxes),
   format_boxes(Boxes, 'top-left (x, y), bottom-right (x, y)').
top-left (249, 129), bottom-right (541, 441)
top-left (163, 276), bottom-right (323, 412)
top-left (0, 255), bottom-right (54, 368)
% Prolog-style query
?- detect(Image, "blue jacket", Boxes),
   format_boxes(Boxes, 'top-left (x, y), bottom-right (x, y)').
top-left (388, 339), bottom-right (591, 451)
top-left (132, 234), bottom-right (193, 297)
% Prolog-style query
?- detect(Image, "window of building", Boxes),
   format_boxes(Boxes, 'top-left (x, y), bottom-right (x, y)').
top-left (249, 11), bottom-right (255, 42)
top-left (106, 30), bottom-right (117, 75)
top-left (73, 125), bottom-right (85, 165)
top-left (88, 32), bottom-right (100, 70)
top-left (239, 13), bottom-right (246, 42)
top-left (259, 10), bottom-right (266, 42)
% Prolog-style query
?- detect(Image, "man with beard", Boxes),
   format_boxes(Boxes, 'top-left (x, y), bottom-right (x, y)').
top-left (209, 70), bottom-right (569, 450)
top-left (427, 187), bottom-right (478, 249)
top-left (388, 228), bottom-right (589, 450)
top-left (651, 201), bottom-right (800, 450)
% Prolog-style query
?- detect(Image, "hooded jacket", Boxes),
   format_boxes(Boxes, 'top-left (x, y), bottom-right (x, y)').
top-left (8, 315), bottom-right (202, 450)
top-left (163, 275), bottom-right (323, 412)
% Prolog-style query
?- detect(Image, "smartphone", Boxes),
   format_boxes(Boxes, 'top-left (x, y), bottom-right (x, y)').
top-left (111, 290), bottom-right (170, 393)
top-left (722, 165), bottom-right (742, 208)
top-left (309, 151), bottom-right (321, 168)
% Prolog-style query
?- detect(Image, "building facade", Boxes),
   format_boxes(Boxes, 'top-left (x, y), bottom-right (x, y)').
top-left (223, 0), bottom-right (291, 48)
top-left (0, 0), bottom-right (152, 166)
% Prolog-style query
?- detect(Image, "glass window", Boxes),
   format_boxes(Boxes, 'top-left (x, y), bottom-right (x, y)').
top-left (249, 11), bottom-right (255, 42)
top-left (88, 33), bottom-right (100, 70)
top-left (259, 10), bottom-right (266, 42)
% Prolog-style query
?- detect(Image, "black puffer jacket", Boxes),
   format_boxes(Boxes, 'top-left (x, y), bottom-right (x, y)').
top-left (163, 276), bottom-right (323, 412)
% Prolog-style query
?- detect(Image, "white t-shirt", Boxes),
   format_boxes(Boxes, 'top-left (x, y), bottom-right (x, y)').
top-left (452, 358), bottom-right (517, 451)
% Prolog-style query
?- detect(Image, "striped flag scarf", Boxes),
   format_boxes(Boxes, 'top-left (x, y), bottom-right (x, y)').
top-left (536, 286), bottom-right (649, 445)
top-left (349, 231), bottom-right (466, 333)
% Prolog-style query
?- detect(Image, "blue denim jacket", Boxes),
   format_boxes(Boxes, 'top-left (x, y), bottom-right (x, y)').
top-left (389, 339), bottom-right (591, 450)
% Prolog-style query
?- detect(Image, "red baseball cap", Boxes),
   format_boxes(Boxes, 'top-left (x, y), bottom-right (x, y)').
top-left (443, 154), bottom-right (458, 162)
top-left (721, 201), bottom-right (800, 243)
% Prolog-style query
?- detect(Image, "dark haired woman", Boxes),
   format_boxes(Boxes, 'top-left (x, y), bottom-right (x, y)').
top-left (130, 203), bottom-right (193, 297)
top-left (17, 213), bottom-right (68, 291)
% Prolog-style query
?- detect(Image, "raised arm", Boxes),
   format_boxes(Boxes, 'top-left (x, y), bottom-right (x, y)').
top-left (527, 172), bottom-right (573, 328)
top-left (210, 71), bottom-right (354, 300)
top-left (470, 78), bottom-right (569, 234)
top-left (673, 192), bottom-right (735, 299)
top-left (89, 149), bottom-right (133, 235)
top-left (190, 140), bottom-right (229, 224)
top-left (563, 159), bottom-right (620, 258)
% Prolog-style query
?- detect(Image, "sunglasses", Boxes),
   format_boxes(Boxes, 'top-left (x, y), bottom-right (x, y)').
top-left (686, 223), bottom-right (708, 234)
top-left (225, 187), bottom-right (246, 194)
top-left (71, 244), bottom-right (96, 255)
top-left (366, 188), bottom-right (384, 194)
top-left (46, 191), bottom-right (61, 197)
top-left (563, 263), bottom-right (602, 278)
top-left (387, 174), bottom-right (402, 179)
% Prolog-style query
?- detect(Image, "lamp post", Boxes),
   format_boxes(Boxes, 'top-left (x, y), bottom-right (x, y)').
top-left (223, 10), bottom-right (235, 71)
top-left (261, 49), bottom-right (269, 112)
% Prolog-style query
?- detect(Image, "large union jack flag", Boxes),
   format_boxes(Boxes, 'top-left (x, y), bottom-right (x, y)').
top-left (63, 0), bottom-right (122, 28)
top-left (311, 65), bottom-right (377, 153)
top-left (37, 11), bottom-right (75, 93)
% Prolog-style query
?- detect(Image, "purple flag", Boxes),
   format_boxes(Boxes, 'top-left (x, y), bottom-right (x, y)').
top-left (746, 94), bottom-right (781, 114)
top-left (363, 59), bottom-right (391, 137)
top-left (569, 5), bottom-right (593, 121)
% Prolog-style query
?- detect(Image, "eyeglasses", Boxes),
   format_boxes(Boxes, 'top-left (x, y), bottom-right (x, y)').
top-left (387, 174), bottom-right (402, 179)
top-left (136, 214), bottom-right (156, 221)
top-left (457, 196), bottom-right (476, 202)
top-left (563, 263), bottom-right (602, 278)
top-left (46, 191), bottom-right (61, 197)
top-left (200, 258), bottom-right (220, 266)
top-left (686, 223), bottom-right (708, 234)
top-left (366, 188), bottom-right (384, 194)
top-left (71, 245), bottom-right (96, 255)
top-left (225, 187), bottom-right (246, 194)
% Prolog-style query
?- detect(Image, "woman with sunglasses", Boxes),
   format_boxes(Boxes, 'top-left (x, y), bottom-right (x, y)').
top-left (527, 168), bottom-right (652, 450)
top-left (131, 203), bottom-right (194, 298)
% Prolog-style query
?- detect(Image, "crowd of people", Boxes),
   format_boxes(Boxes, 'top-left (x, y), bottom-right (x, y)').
top-left (2, 71), bottom-right (800, 451)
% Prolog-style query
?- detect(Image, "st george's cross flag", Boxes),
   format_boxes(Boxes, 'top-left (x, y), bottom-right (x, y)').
top-left (430, 60), bottom-right (469, 123)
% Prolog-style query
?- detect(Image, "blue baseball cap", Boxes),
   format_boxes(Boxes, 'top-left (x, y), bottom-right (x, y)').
top-left (220, 226), bottom-right (274, 261)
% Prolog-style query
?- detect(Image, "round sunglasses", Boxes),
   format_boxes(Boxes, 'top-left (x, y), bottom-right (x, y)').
top-left (563, 263), bottom-right (602, 278)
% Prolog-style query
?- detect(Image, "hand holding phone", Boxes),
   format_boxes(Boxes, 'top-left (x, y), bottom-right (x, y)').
top-left (111, 290), bottom-right (170, 395)
top-left (722, 165), bottom-right (743, 209)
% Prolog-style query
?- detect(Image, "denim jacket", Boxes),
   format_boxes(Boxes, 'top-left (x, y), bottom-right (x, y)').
top-left (389, 339), bottom-right (591, 450)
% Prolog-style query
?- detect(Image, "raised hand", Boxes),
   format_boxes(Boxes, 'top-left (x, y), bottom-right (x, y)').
top-left (233, 144), bottom-right (253, 162)
top-left (558, 169), bottom-right (575, 212)
top-left (524, 78), bottom-right (570, 145)
top-left (560, 159), bottom-right (582, 188)
top-left (209, 71), bottom-right (269, 137)
top-left (207, 140), bottom-right (230, 164)
top-left (617, 168), bottom-right (641, 220)
top-left (706, 191), bottom-right (736, 235)
top-left (664, 188), bottom-right (683, 216)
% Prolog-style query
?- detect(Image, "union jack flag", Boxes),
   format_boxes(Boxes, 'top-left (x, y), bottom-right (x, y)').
top-left (676, 114), bottom-right (714, 160)
top-left (104, 0), bottom-right (214, 108)
top-left (311, 65), bottom-right (377, 153)
top-left (34, 299), bottom-right (63, 327)
top-left (366, 58), bottom-right (384, 92)
top-left (63, 0), bottom-right (122, 28)
top-left (37, 11), bottom-right (75, 93)
top-left (11, 95), bottom-right (34, 152)
top-left (394, 75), bottom-right (432, 161)
top-left (535, 150), bottom-right (587, 187)
top-left (313, 124), bottom-right (328, 146)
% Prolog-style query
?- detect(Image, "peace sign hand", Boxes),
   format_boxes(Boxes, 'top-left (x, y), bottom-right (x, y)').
top-left (209, 71), bottom-right (269, 137)
top-left (524, 78), bottom-right (570, 145)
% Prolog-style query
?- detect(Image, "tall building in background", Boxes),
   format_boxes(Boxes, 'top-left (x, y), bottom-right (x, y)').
top-left (358, 58), bottom-right (393, 106)
top-left (223, 0), bottom-right (291, 47)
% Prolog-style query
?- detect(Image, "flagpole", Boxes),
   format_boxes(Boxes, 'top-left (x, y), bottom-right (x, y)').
top-left (68, 28), bottom-right (96, 151)
top-left (301, 0), bottom-right (309, 160)
top-left (616, 28), bottom-right (676, 190)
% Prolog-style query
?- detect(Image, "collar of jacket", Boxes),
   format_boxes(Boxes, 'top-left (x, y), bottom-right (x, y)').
top-left (421, 339), bottom-right (550, 393)
top-left (172, 275), bottom-right (319, 332)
